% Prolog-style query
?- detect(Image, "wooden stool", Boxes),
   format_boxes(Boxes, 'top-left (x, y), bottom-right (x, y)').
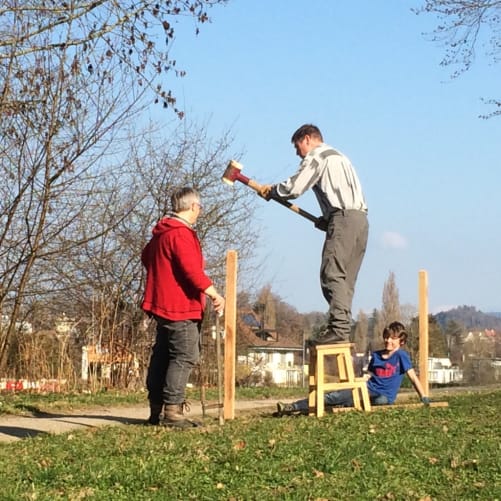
top-left (308, 343), bottom-right (371, 417)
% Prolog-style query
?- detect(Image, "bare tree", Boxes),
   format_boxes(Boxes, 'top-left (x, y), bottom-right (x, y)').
top-left (444, 319), bottom-right (466, 363)
top-left (0, 1), bottom-right (226, 116)
top-left (255, 285), bottom-right (277, 330)
top-left (414, 0), bottom-right (501, 117)
top-left (353, 310), bottom-right (369, 354)
top-left (408, 314), bottom-right (447, 368)
top-left (381, 271), bottom-right (401, 327)
top-left (369, 308), bottom-right (384, 351)
top-left (0, 1), bottom-right (227, 370)
top-left (27, 121), bottom-right (260, 387)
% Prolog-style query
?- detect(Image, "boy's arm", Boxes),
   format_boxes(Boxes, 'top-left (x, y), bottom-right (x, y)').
top-left (406, 368), bottom-right (430, 404)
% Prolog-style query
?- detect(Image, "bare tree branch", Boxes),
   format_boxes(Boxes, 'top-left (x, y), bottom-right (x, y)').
top-left (414, 0), bottom-right (501, 117)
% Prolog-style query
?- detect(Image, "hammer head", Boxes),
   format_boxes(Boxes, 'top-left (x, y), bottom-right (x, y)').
top-left (222, 160), bottom-right (247, 186)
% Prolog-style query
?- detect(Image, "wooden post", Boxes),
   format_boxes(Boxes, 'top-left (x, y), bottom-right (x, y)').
top-left (418, 270), bottom-right (429, 394)
top-left (223, 250), bottom-right (237, 420)
top-left (215, 315), bottom-right (224, 426)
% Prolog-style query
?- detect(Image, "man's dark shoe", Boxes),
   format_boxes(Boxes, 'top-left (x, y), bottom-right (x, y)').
top-left (276, 402), bottom-right (298, 417)
top-left (145, 403), bottom-right (164, 425)
top-left (306, 332), bottom-right (349, 348)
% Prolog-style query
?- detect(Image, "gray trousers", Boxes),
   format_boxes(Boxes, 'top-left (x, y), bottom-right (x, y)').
top-left (146, 318), bottom-right (201, 406)
top-left (320, 210), bottom-right (368, 341)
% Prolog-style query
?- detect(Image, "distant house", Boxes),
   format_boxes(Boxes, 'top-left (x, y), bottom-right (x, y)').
top-left (237, 310), bottom-right (304, 387)
top-left (491, 360), bottom-right (501, 381)
top-left (464, 329), bottom-right (497, 342)
top-left (81, 343), bottom-right (138, 384)
top-left (428, 357), bottom-right (463, 384)
top-left (1, 314), bottom-right (33, 334)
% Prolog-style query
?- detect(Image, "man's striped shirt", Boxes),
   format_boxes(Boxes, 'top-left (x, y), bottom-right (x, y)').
top-left (276, 143), bottom-right (368, 219)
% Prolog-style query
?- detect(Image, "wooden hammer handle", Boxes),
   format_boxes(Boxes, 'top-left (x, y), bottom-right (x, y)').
top-left (247, 179), bottom-right (323, 227)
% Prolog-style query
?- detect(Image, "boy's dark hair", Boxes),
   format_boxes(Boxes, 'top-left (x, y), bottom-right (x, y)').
top-left (382, 321), bottom-right (408, 344)
top-left (291, 124), bottom-right (323, 144)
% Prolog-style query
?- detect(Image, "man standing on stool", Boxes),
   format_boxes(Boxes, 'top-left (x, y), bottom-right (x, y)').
top-left (260, 124), bottom-right (368, 345)
top-left (141, 187), bottom-right (225, 428)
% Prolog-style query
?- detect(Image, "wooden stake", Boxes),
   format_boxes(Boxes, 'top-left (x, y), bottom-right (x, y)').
top-left (418, 270), bottom-right (429, 394)
top-left (215, 314), bottom-right (224, 425)
top-left (223, 250), bottom-right (237, 420)
top-left (330, 401), bottom-right (448, 413)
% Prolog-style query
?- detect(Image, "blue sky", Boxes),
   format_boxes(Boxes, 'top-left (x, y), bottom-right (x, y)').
top-left (155, 1), bottom-right (501, 315)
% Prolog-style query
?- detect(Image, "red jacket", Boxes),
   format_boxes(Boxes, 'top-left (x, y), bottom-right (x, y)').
top-left (141, 217), bottom-right (212, 321)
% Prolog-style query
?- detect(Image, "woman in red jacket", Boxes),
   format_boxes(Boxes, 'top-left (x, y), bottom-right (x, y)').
top-left (141, 187), bottom-right (224, 428)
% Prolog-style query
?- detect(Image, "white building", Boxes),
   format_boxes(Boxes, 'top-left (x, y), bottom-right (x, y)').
top-left (428, 357), bottom-right (463, 384)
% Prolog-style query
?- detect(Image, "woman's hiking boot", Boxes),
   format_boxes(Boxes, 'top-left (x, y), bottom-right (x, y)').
top-left (162, 402), bottom-right (202, 429)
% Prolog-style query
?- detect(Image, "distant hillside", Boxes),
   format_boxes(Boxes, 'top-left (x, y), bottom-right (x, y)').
top-left (434, 305), bottom-right (501, 331)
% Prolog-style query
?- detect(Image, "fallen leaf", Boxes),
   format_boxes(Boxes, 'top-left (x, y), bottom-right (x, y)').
top-left (351, 459), bottom-right (362, 471)
top-left (461, 459), bottom-right (479, 470)
top-left (233, 440), bottom-right (246, 450)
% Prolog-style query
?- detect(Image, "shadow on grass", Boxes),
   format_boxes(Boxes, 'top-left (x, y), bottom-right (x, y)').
top-left (0, 410), bottom-right (147, 441)
top-left (0, 425), bottom-right (50, 440)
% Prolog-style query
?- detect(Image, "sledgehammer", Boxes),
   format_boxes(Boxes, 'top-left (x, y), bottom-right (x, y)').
top-left (222, 160), bottom-right (324, 229)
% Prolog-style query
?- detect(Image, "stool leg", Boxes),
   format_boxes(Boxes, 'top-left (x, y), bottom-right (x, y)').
top-left (316, 350), bottom-right (325, 417)
top-left (308, 349), bottom-right (317, 416)
top-left (352, 388), bottom-right (361, 410)
top-left (360, 384), bottom-right (372, 411)
top-left (337, 352), bottom-right (348, 381)
top-left (343, 348), bottom-right (355, 381)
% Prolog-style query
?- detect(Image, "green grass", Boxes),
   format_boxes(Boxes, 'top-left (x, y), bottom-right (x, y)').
top-left (0, 390), bottom-right (500, 500)
top-left (0, 389), bottom-right (147, 416)
top-left (0, 386), bottom-right (306, 416)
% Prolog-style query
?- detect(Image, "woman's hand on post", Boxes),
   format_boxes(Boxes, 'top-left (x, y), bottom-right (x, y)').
top-left (211, 294), bottom-right (225, 315)
top-left (204, 286), bottom-right (225, 315)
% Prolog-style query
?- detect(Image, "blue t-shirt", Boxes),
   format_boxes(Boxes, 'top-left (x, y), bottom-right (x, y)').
top-left (366, 349), bottom-right (413, 404)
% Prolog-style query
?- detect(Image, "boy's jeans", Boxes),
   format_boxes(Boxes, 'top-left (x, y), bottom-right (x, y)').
top-left (146, 318), bottom-right (201, 406)
top-left (292, 388), bottom-right (389, 411)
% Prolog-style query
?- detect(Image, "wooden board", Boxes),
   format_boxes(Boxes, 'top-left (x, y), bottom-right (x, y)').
top-left (329, 401), bottom-right (449, 413)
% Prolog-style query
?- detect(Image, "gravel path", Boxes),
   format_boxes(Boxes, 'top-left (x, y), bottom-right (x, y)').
top-left (0, 399), bottom-right (280, 443)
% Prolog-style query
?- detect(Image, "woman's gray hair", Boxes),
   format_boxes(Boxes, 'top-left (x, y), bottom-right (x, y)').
top-left (171, 187), bottom-right (200, 213)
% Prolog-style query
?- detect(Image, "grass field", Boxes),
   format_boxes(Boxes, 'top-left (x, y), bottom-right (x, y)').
top-left (0, 386), bottom-right (308, 417)
top-left (0, 388), bottom-right (500, 500)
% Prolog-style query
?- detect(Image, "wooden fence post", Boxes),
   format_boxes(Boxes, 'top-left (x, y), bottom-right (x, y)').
top-left (223, 250), bottom-right (237, 420)
top-left (418, 270), bottom-right (429, 394)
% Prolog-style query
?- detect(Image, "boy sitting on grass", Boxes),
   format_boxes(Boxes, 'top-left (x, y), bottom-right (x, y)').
top-left (276, 321), bottom-right (430, 416)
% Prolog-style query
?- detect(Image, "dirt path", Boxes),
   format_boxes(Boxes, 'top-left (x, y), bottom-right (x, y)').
top-left (0, 399), bottom-right (280, 443)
